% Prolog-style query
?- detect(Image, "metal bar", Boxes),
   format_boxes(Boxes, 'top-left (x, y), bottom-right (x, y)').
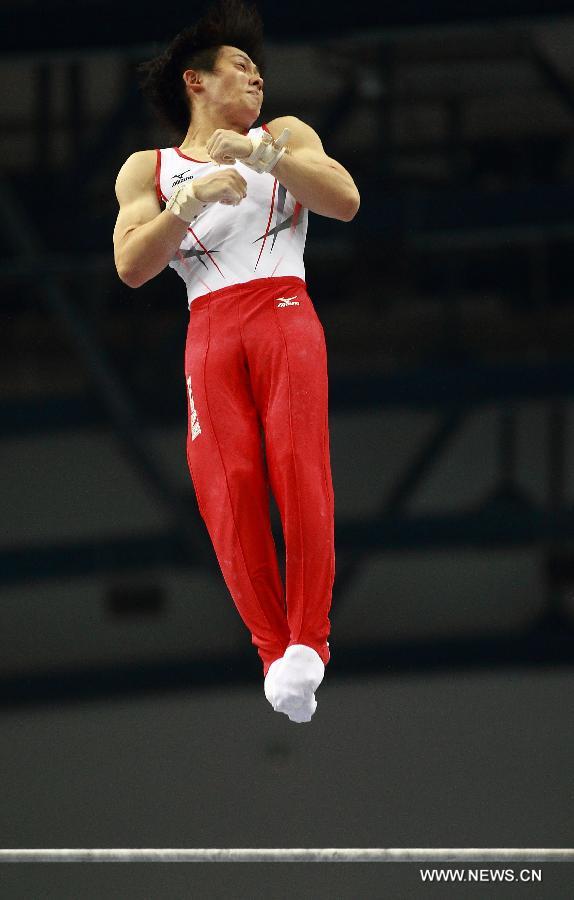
top-left (0, 848), bottom-right (571, 862)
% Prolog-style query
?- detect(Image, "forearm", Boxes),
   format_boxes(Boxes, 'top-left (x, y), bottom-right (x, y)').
top-left (270, 151), bottom-right (360, 221)
top-left (115, 210), bottom-right (189, 288)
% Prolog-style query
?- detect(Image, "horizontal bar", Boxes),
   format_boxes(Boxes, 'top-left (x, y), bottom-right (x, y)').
top-left (0, 848), bottom-right (572, 863)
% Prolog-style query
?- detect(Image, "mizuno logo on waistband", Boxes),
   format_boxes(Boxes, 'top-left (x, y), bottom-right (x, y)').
top-left (276, 296), bottom-right (299, 307)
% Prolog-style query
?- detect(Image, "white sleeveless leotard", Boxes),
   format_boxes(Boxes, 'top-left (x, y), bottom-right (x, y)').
top-left (155, 125), bottom-right (308, 306)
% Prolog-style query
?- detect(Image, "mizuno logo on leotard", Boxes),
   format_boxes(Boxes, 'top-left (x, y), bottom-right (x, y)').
top-left (172, 169), bottom-right (194, 186)
top-left (186, 375), bottom-right (202, 440)
top-left (276, 296), bottom-right (299, 307)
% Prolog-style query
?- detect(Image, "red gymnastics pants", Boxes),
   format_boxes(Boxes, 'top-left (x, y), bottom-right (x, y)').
top-left (184, 275), bottom-right (334, 676)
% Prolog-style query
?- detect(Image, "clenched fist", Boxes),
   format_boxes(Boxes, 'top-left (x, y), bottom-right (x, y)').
top-left (193, 168), bottom-right (248, 206)
top-left (206, 129), bottom-right (253, 165)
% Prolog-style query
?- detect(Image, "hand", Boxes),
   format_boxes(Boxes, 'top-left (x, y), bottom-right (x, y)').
top-left (206, 129), bottom-right (253, 165)
top-left (193, 168), bottom-right (248, 206)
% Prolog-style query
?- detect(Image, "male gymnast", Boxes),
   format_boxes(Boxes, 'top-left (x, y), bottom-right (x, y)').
top-left (113, 0), bottom-right (360, 722)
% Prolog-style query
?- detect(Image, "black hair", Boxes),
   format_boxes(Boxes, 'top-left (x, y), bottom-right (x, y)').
top-left (138, 0), bottom-right (265, 138)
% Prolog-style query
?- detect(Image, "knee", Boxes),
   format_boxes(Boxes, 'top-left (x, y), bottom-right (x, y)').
top-left (226, 459), bottom-right (264, 495)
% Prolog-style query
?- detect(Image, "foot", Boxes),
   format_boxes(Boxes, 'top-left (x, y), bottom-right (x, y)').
top-left (264, 657), bottom-right (284, 709)
top-left (264, 645), bottom-right (325, 724)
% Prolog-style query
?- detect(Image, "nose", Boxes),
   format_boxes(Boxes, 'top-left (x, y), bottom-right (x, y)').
top-left (250, 73), bottom-right (263, 91)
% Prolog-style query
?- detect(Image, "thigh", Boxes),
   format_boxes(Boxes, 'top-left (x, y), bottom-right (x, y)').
top-left (185, 296), bottom-right (267, 511)
top-left (244, 283), bottom-right (329, 432)
top-left (242, 284), bottom-right (333, 516)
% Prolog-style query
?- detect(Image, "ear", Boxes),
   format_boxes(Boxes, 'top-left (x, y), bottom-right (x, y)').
top-left (183, 69), bottom-right (203, 95)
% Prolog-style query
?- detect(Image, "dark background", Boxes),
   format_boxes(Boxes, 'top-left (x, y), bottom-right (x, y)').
top-left (1, 1), bottom-right (574, 897)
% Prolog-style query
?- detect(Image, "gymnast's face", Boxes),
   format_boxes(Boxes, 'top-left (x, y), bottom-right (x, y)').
top-left (185, 45), bottom-right (264, 128)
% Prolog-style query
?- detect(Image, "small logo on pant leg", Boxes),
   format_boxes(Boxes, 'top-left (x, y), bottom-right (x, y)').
top-left (276, 295), bottom-right (300, 307)
top-left (186, 375), bottom-right (202, 441)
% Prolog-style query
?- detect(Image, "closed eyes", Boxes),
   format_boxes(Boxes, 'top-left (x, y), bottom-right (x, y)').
top-left (233, 57), bottom-right (261, 81)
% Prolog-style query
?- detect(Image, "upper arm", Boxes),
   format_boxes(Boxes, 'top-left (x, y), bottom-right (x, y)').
top-left (113, 150), bottom-right (161, 250)
top-left (266, 116), bottom-right (349, 177)
top-left (266, 116), bottom-right (324, 154)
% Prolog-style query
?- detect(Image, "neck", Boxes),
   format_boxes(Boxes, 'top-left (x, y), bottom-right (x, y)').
top-left (180, 110), bottom-right (250, 154)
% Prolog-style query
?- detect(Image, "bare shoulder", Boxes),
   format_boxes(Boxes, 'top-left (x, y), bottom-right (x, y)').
top-left (265, 116), bottom-right (323, 151)
top-left (115, 150), bottom-right (157, 203)
top-left (266, 115), bottom-right (309, 133)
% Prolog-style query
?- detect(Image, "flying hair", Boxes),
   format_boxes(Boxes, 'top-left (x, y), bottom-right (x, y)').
top-left (137, 0), bottom-right (265, 138)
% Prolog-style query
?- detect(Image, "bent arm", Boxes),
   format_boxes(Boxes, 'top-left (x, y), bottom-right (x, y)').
top-left (265, 117), bottom-right (360, 222)
top-left (113, 151), bottom-right (189, 288)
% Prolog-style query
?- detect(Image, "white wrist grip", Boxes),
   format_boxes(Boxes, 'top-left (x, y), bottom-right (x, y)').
top-left (166, 182), bottom-right (207, 222)
top-left (240, 128), bottom-right (290, 174)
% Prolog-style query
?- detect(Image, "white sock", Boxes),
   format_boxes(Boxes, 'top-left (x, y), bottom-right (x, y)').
top-left (264, 645), bottom-right (325, 724)
top-left (264, 658), bottom-right (284, 708)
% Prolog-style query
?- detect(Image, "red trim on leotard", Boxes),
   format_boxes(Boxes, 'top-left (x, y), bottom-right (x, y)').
top-left (292, 201), bottom-right (302, 229)
top-left (174, 147), bottom-right (211, 163)
top-left (254, 178), bottom-right (278, 271)
top-left (154, 149), bottom-right (164, 206)
top-left (262, 122), bottom-right (270, 133)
